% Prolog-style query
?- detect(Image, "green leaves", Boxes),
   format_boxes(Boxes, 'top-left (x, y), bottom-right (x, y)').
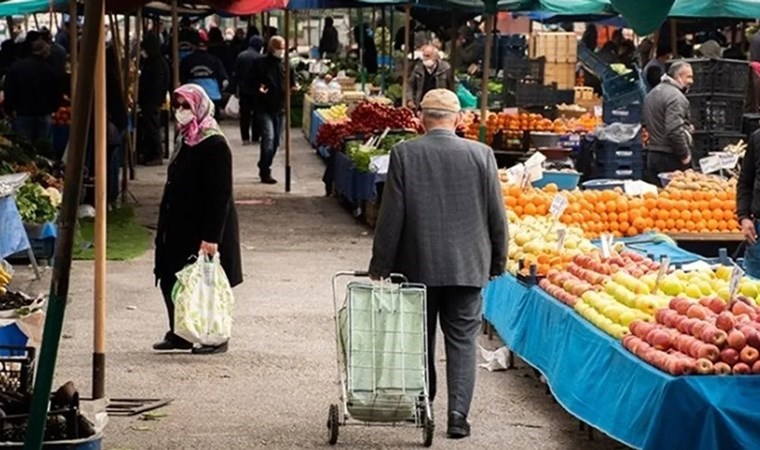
top-left (15, 182), bottom-right (57, 224)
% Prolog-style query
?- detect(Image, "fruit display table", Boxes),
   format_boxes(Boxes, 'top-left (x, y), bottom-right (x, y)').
top-left (333, 151), bottom-right (377, 206)
top-left (0, 196), bottom-right (29, 259)
top-left (310, 109), bottom-right (328, 151)
top-left (484, 271), bottom-right (760, 450)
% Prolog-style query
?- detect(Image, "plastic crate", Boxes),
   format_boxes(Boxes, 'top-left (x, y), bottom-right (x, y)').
top-left (0, 346), bottom-right (35, 395)
top-left (514, 80), bottom-right (558, 107)
top-left (682, 58), bottom-right (749, 96)
top-left (688, 94), bottom-right (745, 132)
top-left (596, 138), bottom-right (644, 164)
top-left (593, 165), bottom-right (644, 180)
top-left (577, 42), bottom-right (617, 80)
top-left (0, 407), bottom-right (79, 443)
top-left (503, 56), bottom-right (546, 81)
top-left (691, 131), bottom-right (747, 160)
top-left (602, 69), bottom-right (645, 100)
top-left (555, 89), bottom-right (576, 105)
top-left (532, 171), bottom-right (580, 190)
top-left (603, 90), bottom-right (644, 124)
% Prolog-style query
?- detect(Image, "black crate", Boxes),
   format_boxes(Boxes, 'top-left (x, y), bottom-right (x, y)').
top-left (596, 137), bottom-right (644, 164)
top-left (691, 131), bottom-right (747, 160)
top-left (513, 80), bottom-right (558, 107)
top-left (555, 89), bottom-right (575, 105)
top-left (593, 164), bottom-right (644, 180)
top-left (0, 407), bottom-right (79, 442)
top-left (0, 346), bottom-right (36, 395)
top-left (603, 90), bottom-right (644, 124)
top-left (681, 58), bottom-right (749, 96)
top-left (602, 69), bottom-right (646, 100)
top-left (688, 94), bottom-right (745, 132)
top-left (503, 56), bottom-right (546, 81)
top-left (577, 41), bottom-right (617, 80)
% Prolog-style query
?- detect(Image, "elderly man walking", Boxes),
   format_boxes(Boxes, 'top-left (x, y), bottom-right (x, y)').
top-left (369, 89), bottom-right (508, 439)
top-left (642, 60), bottom-right (694, 185)
top-left (407, 45), bottom-right (455, 111)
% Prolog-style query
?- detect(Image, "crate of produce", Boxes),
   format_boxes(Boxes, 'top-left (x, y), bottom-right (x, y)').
top-left (691, 131), bottom-right (747, 160)
top-left (688, 94), bottom-right (745, 132)
top-left (513, 80), bottom-right (558, 107)
top-left (503, 56), bottom-right (546, 81)
top-left (0, 407), bottom-right (79, 443)
top-left (602, 69), bottom-right (645, 100)
top-left (681, 58), bottom-right (749, 96)
top-left (532, 170), bottom-right (581, 190)
top-left (0, 346), bottom-right (36, 395)
top-left (544, 62), bottom-right (576, 89)
top-left (577, 41), bottom-right (617, 79)
top-left (603, 90), bottom-right (643, 124)
top-left (530, 32), bottom-right (577, 63)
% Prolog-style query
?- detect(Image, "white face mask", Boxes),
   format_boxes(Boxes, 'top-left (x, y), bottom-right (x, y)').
top-left (273, 49), bottom-right (285, 59)
top-left (175, 109), bottom-right (194, 126)
top-left (423, 59), bottom-right (435, 69)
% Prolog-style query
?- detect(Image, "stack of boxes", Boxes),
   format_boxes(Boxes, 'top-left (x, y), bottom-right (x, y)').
top-left (530, 32), bottom-right (577, 90)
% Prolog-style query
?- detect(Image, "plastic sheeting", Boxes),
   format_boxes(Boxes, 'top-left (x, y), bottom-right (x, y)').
top-left (484, 274), bottom-right (760, 450)
top-left (0, 0), bottom-right (68, 16)
top-left (0, 196), bottom-right (30, 259)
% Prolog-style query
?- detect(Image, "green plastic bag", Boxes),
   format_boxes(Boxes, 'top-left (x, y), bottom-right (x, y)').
top-left (457, 84), bottom-right (478, 109)
top-left (172, 252), bottom-right (235, 346)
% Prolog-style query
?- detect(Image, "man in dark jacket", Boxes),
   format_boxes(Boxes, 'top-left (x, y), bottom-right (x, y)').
top-left (177, 17), bottom-right (196, 61)
top-left (642, 60), bottom-right (694, 185)
top-left (139, 34), bottom-right (170, 165)
top-left (40, 29), bottom-right (67, 76)
top-left (319, 17), bottom-right (339, 59)
top-left (407, 45), bottom-right (454, 110)
top-left (4, 39), bottom-right (62, 145)
top-left (643, 44), bottom-right (673, 91)
top-left (250, 36), bottom-right (295, 184)
top-left (235, 35), bottom-right (264, 144)
top-left (180, 31), bottom-right (229, 118)
top-left (369, 89), bottom-right (507, 440)
top-left (737, 130), bottom-right (760, 278)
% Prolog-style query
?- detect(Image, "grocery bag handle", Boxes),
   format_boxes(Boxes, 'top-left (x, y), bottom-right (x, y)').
top-left (334, 271), bottom-right (408, 283)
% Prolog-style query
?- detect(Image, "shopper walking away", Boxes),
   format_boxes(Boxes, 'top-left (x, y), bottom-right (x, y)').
top-left (250, 36), bottom-right (295, 184)
top-left (642, 61), bottom-right (694, 185)
top-left (368, 89), bottom-right (508, 440)
top-left (180, 31), bottom-right (229, 119)
top-left (319, 17), bottom-right (339, 59)
top-left (407, 45), bottom-right (454, 111)
top-left (4, 39), bottom-right (62, 146)
top-left (138, 34), bottom-right (171, 166)
top-left (154, 84), bottom-right (242, 355)
top-left (235, 35), bottom-right (264, 145)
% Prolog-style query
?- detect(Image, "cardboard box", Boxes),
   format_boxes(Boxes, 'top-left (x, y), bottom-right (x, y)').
top-left (544, 62), bottom-right (576, 90)
top-left (530, 32), bottom-right (578, 63)
top-left (574, 86), bottom-right (595, 102)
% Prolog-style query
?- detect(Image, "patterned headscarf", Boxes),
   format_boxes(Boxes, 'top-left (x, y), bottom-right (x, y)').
top-left (174, 84), bottom-right (223, 147)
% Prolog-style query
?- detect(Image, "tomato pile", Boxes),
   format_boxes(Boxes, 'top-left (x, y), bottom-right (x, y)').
top-left (316, 101), bottom-right (422, 151)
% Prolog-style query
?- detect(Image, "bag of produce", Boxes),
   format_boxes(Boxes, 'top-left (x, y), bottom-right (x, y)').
top-left (457, 84), bottom-right (477, 109)
top-left (172, 253), bottom-right (234, 346)
top-left (224, 95), bottom-right (240, 119)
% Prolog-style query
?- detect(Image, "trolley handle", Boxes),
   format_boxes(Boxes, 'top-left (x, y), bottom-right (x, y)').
top-left (333, 271), bottom-right (408, 283)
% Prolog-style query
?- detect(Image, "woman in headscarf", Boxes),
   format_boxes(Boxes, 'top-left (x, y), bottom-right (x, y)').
top-left (153, 84), bottom-right (243, 355)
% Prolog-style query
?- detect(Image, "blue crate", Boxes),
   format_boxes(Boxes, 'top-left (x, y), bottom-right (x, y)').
top-left (602, 68), bottom-right (646, 100)
top-left (594, 164), bottom-right (643, 180)
top-left (596, 137), bottom-right (643, 164)
top-left (603, 91), bottom-right (644, 124)
top-left (532, 171), bottom-right (580, 190)
top-left (578, 42), bottom-right (617, 80)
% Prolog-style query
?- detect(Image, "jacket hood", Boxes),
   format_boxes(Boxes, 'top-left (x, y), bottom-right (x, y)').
top-left (142, 34), bottom-right (162, 58)
top-left (249, 35), bottom-right (264, 52)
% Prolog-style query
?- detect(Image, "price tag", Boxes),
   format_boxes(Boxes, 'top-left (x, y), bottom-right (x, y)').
top-left (600, 233), bottom-right (614, 259)
top-left (507, 164), bottom-right (525, 186)
top-left (557, 228), bottom-right (567, 251)
top-left (700, 155), bottom-right (722, 174)
top-left (654, 255), bottom-right (671, 291)
top-left (524, 152), bottom-right (547, 169)
top-left (549, 194), bottom-right (569, 218)
top-left (729, 264), bottom-right (746, 299)
top-left (717, 153), bottom-right (740, 170)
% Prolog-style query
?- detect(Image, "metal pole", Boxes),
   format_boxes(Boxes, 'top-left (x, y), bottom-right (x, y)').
top-left (479, 14), bottom-right (494, 143)
top-left (132, 8), bottom-right (143, 174)
top-left (93, 11), bottom-right (107, 400)
top-left (122, 14), bottom-right (132, 200)
top-left (401, 3), bottom-right (410, 107)
top-left (670, 19), bottom-right (678, 58)
top-left (69, 0), bottom-right (77, 99)
top-left (24, 0), bottom-right (102, 446)
top-left (172, 0), bottom-right (180, 91)
top-left (285, 10), bottom-right (292, 193)
top-left (359, 8), bottom-right (365, 91)
top-left (449, 11), bottom-right (458, 87)
top-left (306, 11), bottom-right (312, 49)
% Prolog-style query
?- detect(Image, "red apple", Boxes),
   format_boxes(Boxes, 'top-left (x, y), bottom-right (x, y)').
top-left (687, 304), bottom-right (708, 320)
top-left (672, 297), bottom-right (693, 315)
top-left (691, 321), bottom-right (710, 338)
top-left (708, 297), bottom-right (727, 314)
top-left (728, 329), bottom-right (748, 350)
top-left (736, 313), bottom-right (753, 324)
top-left (666, 357), bottom-right (687, 376)
top-left (715, 312), bottom-right (737, 332)
top-left (657, 309), bottom-right (679, 327)
top-left (732, 301), bottom-right (757, 318)
top-left (714, 361), bottom-right (732, 375)
top-left (741, 346), bottom-right (760, 365)
top-left (701, 327), bottom-right (728, 347)
top-left (697, 344), bottom-right (720, 363)
top-left (686, 318), bottom-right (703, 336)
top-left (746, 329), bottom-right (760, 351)
top-left (733, 362), bottom-right (751, 375)
top-left (752, 360), bottom-right (760, 374)
top-left (721, 348), bottom-right (741, 366)
top-left (650, 330), bottom-right (672, 351)
top-left (689, 340), bottom-right (704, 358)
top-left (695, 358), bottom-right (714, 374)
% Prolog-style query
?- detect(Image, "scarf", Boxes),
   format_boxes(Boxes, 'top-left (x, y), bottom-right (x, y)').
top-left (174, 84), bottom-right (224, 147)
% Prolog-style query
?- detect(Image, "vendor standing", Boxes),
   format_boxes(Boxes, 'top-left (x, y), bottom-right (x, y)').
top-left (642, 61), bottom-right (694, 185)
top-left (407, 45), bottom-right (454, 111)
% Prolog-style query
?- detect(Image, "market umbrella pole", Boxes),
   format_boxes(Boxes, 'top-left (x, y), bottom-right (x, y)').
top-left (401, 3), bottom-right (410, 107)
top-left (93, 12), bottom-right (107, 400)
top-left (122, 14), bottom-right (132, 200)
top-left (359, 8), bottom-right (365, 92)
top-left (285, 9), bottom-right (292, 193)
top-left (479, 14), bottom-right (494, 143)
top-left (131, 8), bottom-right (143, 179)
top-left (69, 0), bottom-right (77, 98)
top-left (24, 0), bottom-right (103, 447)
top-left (171, 0), bottom-right (179, 91)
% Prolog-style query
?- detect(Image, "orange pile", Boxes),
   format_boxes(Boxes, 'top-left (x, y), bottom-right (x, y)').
top-left (502, 184), bottom-right (740, 239)
top-left (461, 111), bottom-right (601, 145)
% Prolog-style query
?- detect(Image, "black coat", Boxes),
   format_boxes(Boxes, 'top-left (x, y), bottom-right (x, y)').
top-left (154, 135), bottom-right (243, 288)
top-left (4, 55), bottom-right (62, 116)
top-left (140, 35), bottom-right (170, 107)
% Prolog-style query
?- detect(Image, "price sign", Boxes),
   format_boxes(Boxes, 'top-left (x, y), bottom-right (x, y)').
top-left (507, 164), bottom-right (525, 186)
top-left (717, 153), bottom-right (740, 170)
top-left (600, 233), bottom-right (614, 259)
top-left (654, 255), bottom-right (671, 291)
top-left (557, 228), bottom-right (567, 251)
top-left (700, 155), bottom-right (722, 174)
top-left (729, 264), bottom-right (746, 299)
top-left (549, 194), bottom-right (569, 218)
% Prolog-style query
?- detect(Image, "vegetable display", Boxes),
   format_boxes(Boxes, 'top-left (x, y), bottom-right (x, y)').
top-left (345, 133), bottom-right (417, 172)
top-left (15, 182), bottom-right (58, 224)
top-left (316, 101), bottom-right (422, 151)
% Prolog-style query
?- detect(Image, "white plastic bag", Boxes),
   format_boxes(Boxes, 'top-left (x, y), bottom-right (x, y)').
top-left (224, 95), bottom-right (240, 119)
top-left (172, 253), bottom-right (234, 346)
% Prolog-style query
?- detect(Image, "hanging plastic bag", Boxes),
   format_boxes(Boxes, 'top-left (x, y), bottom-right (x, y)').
top-left (457, 84), bottom-right (478, 109)
top-left (172, 252), bottom-right (234, 346)
top-left (224, 95), bottom-right (240, 119)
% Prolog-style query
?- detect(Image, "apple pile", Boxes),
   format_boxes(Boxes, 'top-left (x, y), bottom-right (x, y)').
top-left (575, 290), bottom-right (653, 339)
top-left (539, 269), bottom-right (597, 307)
top-left (623, 296), bottom-right (760, 375)
top-left (349, 102), bottom-right (420, 134)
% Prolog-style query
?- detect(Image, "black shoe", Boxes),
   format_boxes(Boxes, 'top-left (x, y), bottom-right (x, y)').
top-left (447, 411), bottom-right (471, 439)
top-left (241, 139), bottom-right (251, 146)
top-left (152, 332), bottom-right (193, 351)
top-left (191, 342), bottom-right (229, 355)
top-left (260, 176), bottom-right (277, 185)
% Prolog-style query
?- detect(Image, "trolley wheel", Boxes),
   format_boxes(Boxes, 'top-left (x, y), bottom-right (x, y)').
top-left (422, 412), bottom-right (434, 447)
top-left (327, 404), bottom-right (340, 445)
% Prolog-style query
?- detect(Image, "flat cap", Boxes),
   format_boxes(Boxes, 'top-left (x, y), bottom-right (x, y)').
top-left (420, 89), bottom-right (461, 113)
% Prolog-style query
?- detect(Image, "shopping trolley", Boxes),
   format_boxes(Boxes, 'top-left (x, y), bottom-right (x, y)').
top-left (327, 271), bottom-right (434, 447)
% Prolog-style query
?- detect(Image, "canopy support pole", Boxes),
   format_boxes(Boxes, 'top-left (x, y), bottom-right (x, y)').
top-left (131, 8), bottom-right (143, 180)
top-left (359, 8), bottom-right (365, 92)
top-left (449, 11), bottom-right (457, 88)
top-left (122, 13), bottom-right (132, 201)
top-left (93, 7), bottom-right (108, 401)
top-left (401, 3), bottom-right (410, 107)
top-left (285, 9), bottom-right (292, 193)
top-left (479, 14), bottom-right (494, 143)
top-left (23, 0), bottom-right (103, 446)
top-left (670, 19), bottom-right (678, 58)
top-left (69, 0), bottom-right (77, 99)
top-left (172, 0), bottom-right (180, 91)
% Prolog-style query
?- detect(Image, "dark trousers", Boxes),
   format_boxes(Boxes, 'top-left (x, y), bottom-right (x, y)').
top-left (239, 93), bottom-right (260, 142)
top-left (426, 286), bottom-right (482, 417)
top-left (645, 150), bottom-right (690, 186)
top-left (257, 111), bottom-right (284, 178)
top-left (138, 104), bottom-right (162, 161)
top-left (160, 275), bottom-right (177, 333)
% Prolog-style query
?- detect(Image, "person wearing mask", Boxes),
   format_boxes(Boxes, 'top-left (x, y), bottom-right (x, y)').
top-left (250, 36), bottom-right (296, 184)
top-left (319, 17), bottom-right (339, 59)
top-left (235, 35), bottom-right (265, 145)
top-left (153, 84), bottom-right (242, 354)
top-left (643, 44), bottom-right (673, 91)
top-left (369, 89), bottom-right (507, 440)
top-left (4, 39), bottom-right (62, 145)
top-left (180, 31), bottom-right (229, 118)
top-left (177, 17), bottom-right (197, 61)
top-left (407, 45), bottom-right (454, 111)
top-left (642, 61), bottom-right (694, 185)
top-left (138, 34), bottom-right (171, 166)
